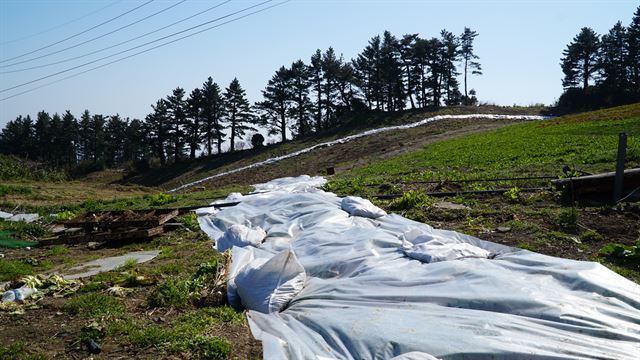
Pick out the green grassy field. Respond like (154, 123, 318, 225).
(332, 103, 640, 189)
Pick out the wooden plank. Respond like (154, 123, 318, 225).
(62, 209, 179, 229)
(39, 226, 164, 246)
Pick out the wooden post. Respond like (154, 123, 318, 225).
(613, 133, 627, 203)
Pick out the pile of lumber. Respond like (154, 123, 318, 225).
(40, 209, 179, 246)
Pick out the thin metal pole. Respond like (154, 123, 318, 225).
(613, 133, 627, 203)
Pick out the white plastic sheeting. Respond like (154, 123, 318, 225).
(198, 175, 640, 359)
(170, 114, 548, 192)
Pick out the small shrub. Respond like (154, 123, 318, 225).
(580, 229, 603, 242)
(63, 293, 125, 318)
(515, 243, 537, 251)
(390, 190, 432, 210)
(147, 278, 193, 308)
(44, 245, 69, 256)
(55, 210, 77, 221)
(503, 187, 521, 203)
(147, 193, 177, 206)
(190, 336, 232, 360)
(599, 241, 640, 264)
(556, 207, 578, 230)
(179, 213, 199, 231)
(115, 258, 138, 272)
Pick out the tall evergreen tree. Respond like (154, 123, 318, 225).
(600, 22, 629, 90)
(257, 66, 293, 143)
(353, 35, 382, 110)
(77, 110, 92, 162)
(146, 99, 170, 166)
(380, 31, 404, 111)
(459, 27, 482, 102)
(60, 110, 78, 166)
(124, 118, 147, 162)
(186, 88, 204, 159)
(224, 78, 255, 152)
(200, 77, 225, 156)
(34, 111, 51, 161)
(104, 114, 128, 166)
(627, 6, 640, 91)
(561, 27, 600, 89)
(166, 87, 187, 162)
(439, 30, 461, 105)
(0, 115, 34, 159)
(309, 49, 324, 131)
(288, 60, 313, 137)
(399, 34, 419, 109)
(90, 114, 106, 165)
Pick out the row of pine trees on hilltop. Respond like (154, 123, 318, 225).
(558, 6, 640, 111)
(0, 28, 483, 170)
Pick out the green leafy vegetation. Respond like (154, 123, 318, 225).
(0, 341, 46, 360)
(62, 293, 125, 318)
(0, 259, 34, 282)
(389, 190, 433, 210)
(0, 155, 67, 181)
(0, 184, 32, 196)
(600, 242, 640, 264)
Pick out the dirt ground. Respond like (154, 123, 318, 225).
(173, 117, 528, 191)
(0, 231, 262, 359)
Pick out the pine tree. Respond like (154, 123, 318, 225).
(257, 66, 292, 143)
(77, 110, 92, 162)
(322, 47, 341, 125)
(380, 31, 403, 111)
(186, 88, 204, 159)
(439, 30, 461, 106)
(124, 118, 147, 162)
(310, 49, 324, 131)
(224, 78, 255, 152)
(399, 34, 419, 109)
(627, 6, 640, 91)
(90, 114, 106, 165)
(34, 111, 51, 161)
(353, 35, 382, 110)
(561, 27, 600, 89)
(166, 87, 187, 162)
(60, 110, 78, 165)
(104, 114, 128, 166)
(459, 27, 482, 103)
(600, 21, 629, 90)
(0, 115, 34, 159)
(288, 60, 313, 137)
(200, 77, 226, 156)
(146, 99, 170, 166)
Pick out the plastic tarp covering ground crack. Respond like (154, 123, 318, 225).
(197, 175, 640, 359)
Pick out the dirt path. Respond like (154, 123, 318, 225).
(187, 118, 527, 190)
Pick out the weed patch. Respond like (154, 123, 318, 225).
(62, 293, 125, 318)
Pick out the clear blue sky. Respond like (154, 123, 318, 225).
(0, 0, 637, 127)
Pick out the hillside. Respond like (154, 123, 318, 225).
(123, 105, 545, 191)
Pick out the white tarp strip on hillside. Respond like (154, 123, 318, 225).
(170, 114, 548, 192)
(197, 175, 640, 359)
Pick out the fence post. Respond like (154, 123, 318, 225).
(613, 132, 627, 203)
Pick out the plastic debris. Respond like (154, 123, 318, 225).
(7, 213, 39, 223)
(2, 287, 38, 302)
(63, 250, 159, 279)
(341, 196, 387, 219)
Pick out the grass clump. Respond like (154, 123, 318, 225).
(146, 193, 177, 206)
(599, 241, 640, 264)
(390, 190, 432, 210)
(107, 307, 240, 356)
(580, 229, 604, 242)
(556, 207, 578, 231)
(44, 245, 69, 256)
(147, 278, 194, 308)
(0, 184, 32, 196)
(0, 341, 46, 360)
(62, 293, 125, 318)
(0, 260, 34, 282)
(179, 213, 199, 231)
(190, 336, 232, 360)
